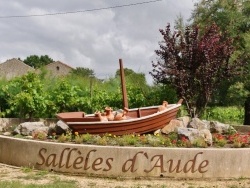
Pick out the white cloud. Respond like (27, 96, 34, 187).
(0, 0, 195, 84)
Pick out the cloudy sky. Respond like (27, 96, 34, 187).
(0, 0, 196, 84)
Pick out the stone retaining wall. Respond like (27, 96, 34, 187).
(1, 135, 250, 179)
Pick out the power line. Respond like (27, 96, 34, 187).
(0, 0, 163, 19)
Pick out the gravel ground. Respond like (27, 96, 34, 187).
(1, 163, 250, 188)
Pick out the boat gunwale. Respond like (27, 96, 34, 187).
(64, 103, 181, 125)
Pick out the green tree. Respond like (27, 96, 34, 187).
(115, 68, 137, 77)
(115, 68, 153, 107)
(225, 82, 249, 106)
(174, 14, 186, 33)
(115, 68, 147, 90)
(2, 73, 47, 118)
(23, 55, 53, 68)
(0, 79, 10, 117)
(48, 80, 90, 114)
(191, 0, 248, 38)
(70, 67, 95, 78)
(151, 23, 244, 117)
(190, 0, 250, 105)
(147, 84, 177, 105)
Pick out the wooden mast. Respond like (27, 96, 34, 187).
(119, 59, 129, 109)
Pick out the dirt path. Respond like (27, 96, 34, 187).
(0, 163, 249, 187)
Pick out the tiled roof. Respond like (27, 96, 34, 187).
(0, 58, 34, 70)
(45, 61, 74, 69)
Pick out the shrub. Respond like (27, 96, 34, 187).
(192, 137, 208, 148)
(213, 133, 228, 147)
(201, 106, 244, 125)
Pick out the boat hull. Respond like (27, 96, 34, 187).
(56, 103, 182, 135)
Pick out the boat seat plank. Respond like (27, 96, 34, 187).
(137, 108, 141, 118)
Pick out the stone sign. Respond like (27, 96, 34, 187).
(36, 147, 208, 175)
(1, 135, 250, 178)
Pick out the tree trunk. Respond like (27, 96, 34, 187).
(244, 97, 250, 125)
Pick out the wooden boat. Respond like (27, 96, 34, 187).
(56, 59, 183, 135)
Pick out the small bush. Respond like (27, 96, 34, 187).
(74, 132, 84, 144)
(192, 137, 208, 148)
(213, 134, 228, 147)
(122, 134, 139, 145)
(57, 131, 72, 143)
(202, 106, 244, 125)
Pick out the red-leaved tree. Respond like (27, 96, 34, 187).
(150, 23, 244, 117)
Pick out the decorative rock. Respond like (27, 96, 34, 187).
(0, 119, 9, 132)
(0, 124, 8, 132)
(55, 120, 69, 135)
(3, 132, 11, 136)
(161, 119, 187, 134)
(177, 127, 199, 138)
(154, 129, 161, 135)
(199, 129, 213, 145)
(210, 121, 236, 134)
(177, 127, 212, 145)
(47, 123, 56, 136)
(202, 120, 211, 128)
(189, 118, 210, 130)
(13, 122, 46, 136)
(177, 116, 190, 127)
(32, 127, 49, 139)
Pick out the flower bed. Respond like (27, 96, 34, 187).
(8, 127, 250, 148)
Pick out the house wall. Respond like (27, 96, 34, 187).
(44, 61, 73, 77)
(0, 59, 74, 79)
(0, 58, 35, 80)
